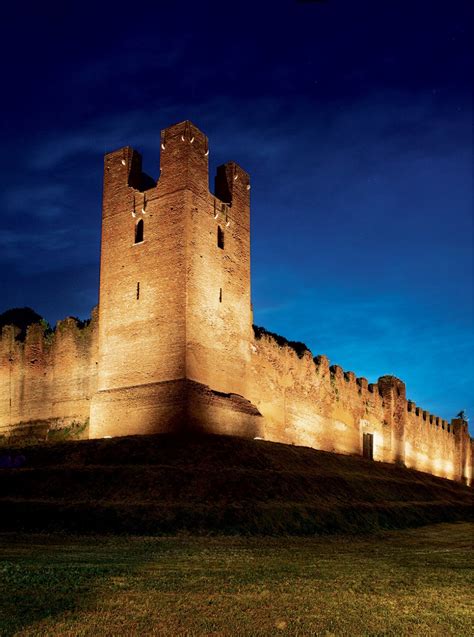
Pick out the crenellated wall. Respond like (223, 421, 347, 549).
(0, 310, 98, 437)
(1, 315, 471, 484)
(248, 331, 473, 485)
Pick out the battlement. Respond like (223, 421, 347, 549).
(406, 399, 454, 433)
(214, 161, 251, 211)
(160, 120, 208, 151)
(0, 311, 97, 358)
(103, 146, 155, 191)
(103, 122, 250, 213)
(0, 310, 98, 436)
(249, 319, 469, 474)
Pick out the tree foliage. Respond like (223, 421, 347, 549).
(0, 307, 45, 341)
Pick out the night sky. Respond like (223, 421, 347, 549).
(1, 1, 472, 430)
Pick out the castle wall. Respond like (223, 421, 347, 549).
(248, 334, 385, 457)
(0, 313, 98, 437)
(248, 332, 472, 484)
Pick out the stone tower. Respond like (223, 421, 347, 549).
(89, 121, 262, 438)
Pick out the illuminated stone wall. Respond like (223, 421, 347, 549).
(248, 332, 472, 484)
(89, 137, 188, 437)
(89, 121, 261, 438)
(0, 312, 98, 437)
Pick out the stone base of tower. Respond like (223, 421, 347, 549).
(89, 379, 263, 439)
(185, 380, 263, 438)
(89, 380, 187, 439)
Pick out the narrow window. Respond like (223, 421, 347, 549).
(217, 226, 224, 249)
(136, 282, 140, 300)
(219, 288, 222, 303)
(135, 219, 144, 244)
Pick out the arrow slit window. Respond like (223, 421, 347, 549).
(217, 226, 224, 249)
(135, 219, 144, 244)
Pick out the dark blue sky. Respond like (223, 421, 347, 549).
(1, 1, 472, 429)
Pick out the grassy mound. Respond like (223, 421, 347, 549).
(0, 434, 471, 535)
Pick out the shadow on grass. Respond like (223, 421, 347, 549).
(0, 534, 159, 637)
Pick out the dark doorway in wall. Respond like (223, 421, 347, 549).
(363, 432, 374, 460)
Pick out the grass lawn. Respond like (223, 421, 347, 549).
(0, 522, 472, 636)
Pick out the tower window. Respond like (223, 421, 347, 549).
(136, 282, 140, 300)
(135, 219, 144, 244)
(217, 226, 224, 249)
(219, 288, 222, 303)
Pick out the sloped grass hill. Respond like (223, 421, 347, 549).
(0, 434, 471, 535)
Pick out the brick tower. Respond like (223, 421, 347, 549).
(89, 121, 262, 438)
